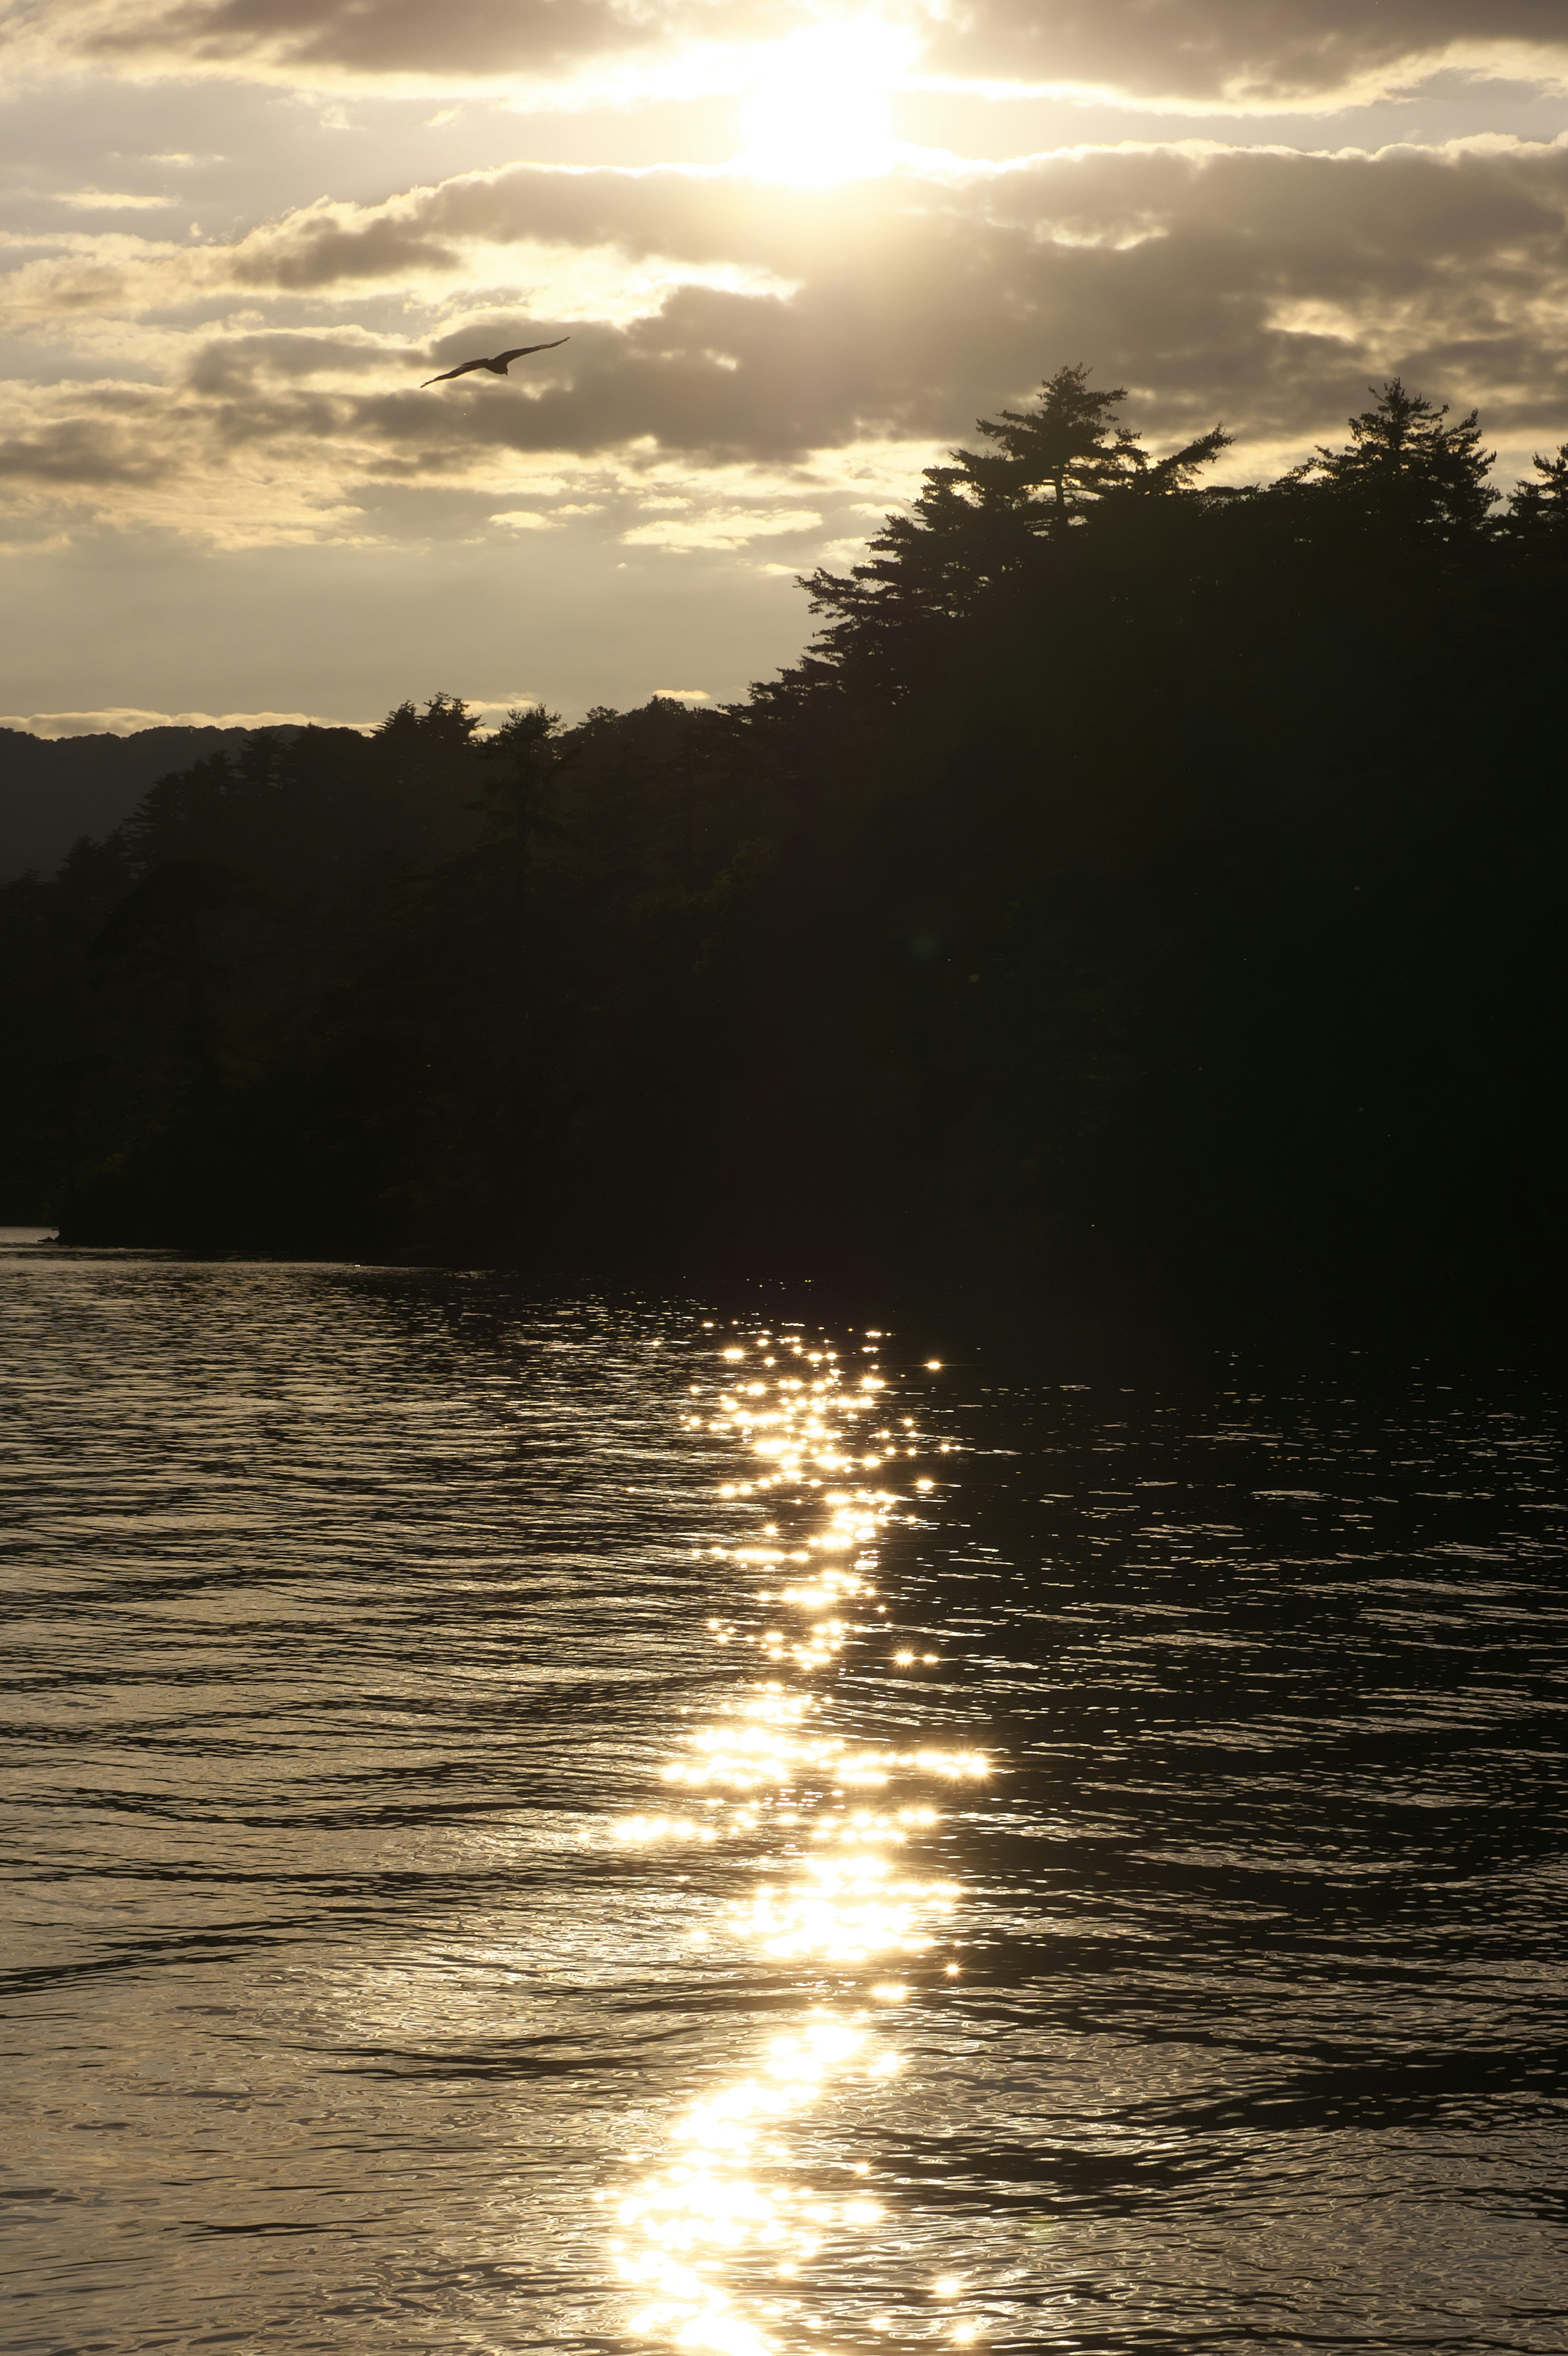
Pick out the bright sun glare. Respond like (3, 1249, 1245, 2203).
(738, 17, 915, 184)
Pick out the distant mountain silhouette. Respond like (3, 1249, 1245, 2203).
(0, 727, 273, 880)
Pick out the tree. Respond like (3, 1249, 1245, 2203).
(477, 703, 564, 852)
(798, 366, 1232, 675)
(1293, 378, 1495, 538)
(973, 362, 1231, 516)
(1507, 442, 1568, 545)
(370, 692, 491, 868)
(9, 364, 1565, 1349)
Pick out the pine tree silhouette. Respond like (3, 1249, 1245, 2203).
(1292, 378, 1495, 538)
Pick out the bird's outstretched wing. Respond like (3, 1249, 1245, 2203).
(493, 338, 569, 368)
(420, 337, 569, 388)
(420, 356, 490, 387)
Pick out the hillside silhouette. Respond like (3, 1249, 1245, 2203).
(0, 724, 270, 881)
(4, 372, 1565, 1350)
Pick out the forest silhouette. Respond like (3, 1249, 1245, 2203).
(3, 370, 1565, 1348)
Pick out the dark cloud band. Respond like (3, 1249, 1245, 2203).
(4, 139, 1567, 544)
(8, 0, 1568, 105)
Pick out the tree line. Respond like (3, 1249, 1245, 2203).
(3, 371, 1565, 1349)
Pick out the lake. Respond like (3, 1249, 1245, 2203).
(2, 1249, 1564, 2354)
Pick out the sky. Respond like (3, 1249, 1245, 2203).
(2, 0, 1566, 734)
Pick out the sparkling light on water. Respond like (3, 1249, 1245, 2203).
(606, 1330, 989, 2352)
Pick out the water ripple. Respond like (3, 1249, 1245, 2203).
(1, 1255, 1563, 2353)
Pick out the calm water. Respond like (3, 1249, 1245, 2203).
(2, 1252, 1564, 2356)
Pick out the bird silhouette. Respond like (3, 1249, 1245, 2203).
(420, 337, 568, 388)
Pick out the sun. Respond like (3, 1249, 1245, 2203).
(737, 18, 915, 184)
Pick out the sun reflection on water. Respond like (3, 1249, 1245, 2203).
(606, 1326, 988, 2352)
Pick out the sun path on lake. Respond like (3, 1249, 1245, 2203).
(592, 1319, 995, 2354)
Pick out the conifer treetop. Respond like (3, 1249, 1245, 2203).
(1293, 378, 1496, 535)
(971, 363, 1232, 514)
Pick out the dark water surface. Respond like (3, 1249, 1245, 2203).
(2, 1252, 1564, 2356)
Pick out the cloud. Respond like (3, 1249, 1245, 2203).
(5, 0, 1563, 729)
(623, 503, 822, 547)
(0, 704, 373, 733)
(0, 404, 176, 486)
(180, 328, 429, 394)
(0, 0, 794, 97)
(920, 2, 1568, 112)
(4, 0, 1567, 111)
(3, 138, 1567, 554)
(50, 187, 182, 209)
(222, 142, 1568, 454)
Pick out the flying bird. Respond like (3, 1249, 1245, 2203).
(421, 337, 568, 388)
